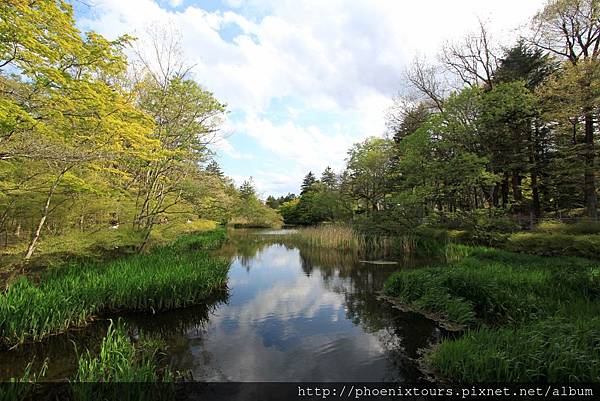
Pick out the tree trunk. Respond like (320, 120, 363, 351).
(511, 173, 523, 203)
(530, 125, 541, 219)
(24, 170, 66, 261)
(584, 113, 597, 218)
(492, 184, 499, 208)
(501, 173, 509, 207)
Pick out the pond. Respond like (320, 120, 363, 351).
(0, 229, 442, 382)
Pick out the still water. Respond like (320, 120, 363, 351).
(0, 229, 442, 382)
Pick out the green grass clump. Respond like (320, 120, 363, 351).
(427, 310, 600, 382)
(71, 321, 175, 400)
(384, 245, 600, 382)
(74, 320, 171, 382)
(0, 358, 48, 401)
(289, 224, 410, 259)
(384, 246, 598, 327)
(0, 230, 229, 347)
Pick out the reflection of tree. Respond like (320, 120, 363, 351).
(0, 320, 111, 381)
(124, 289, 229, 338)
(215, 229, 443, 377)
(219, 229, 295, 269)
(297, 246, 441, 361)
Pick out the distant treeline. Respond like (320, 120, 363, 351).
(271, 0, 600, 232)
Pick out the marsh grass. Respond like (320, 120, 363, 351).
(288, 224, 400, 259)
(384, 246, 600, 382)
(71, 320, 175, 400)
(384, 247, 598, 327)
(0, 230, 229, 347)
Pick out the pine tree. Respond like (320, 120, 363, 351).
(300, 171, 317, 194)
(321, 167, 338, 189)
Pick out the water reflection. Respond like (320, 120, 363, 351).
(0, 229, 441, 383)
(170, 230, 441, 382)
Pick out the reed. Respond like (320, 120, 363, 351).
(289, 224, 394, 258)
(0, 230, 230, 347)
(0, 358, 48, 401)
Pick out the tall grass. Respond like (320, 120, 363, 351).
(384, 245, 600, 382)
(71, 321, 175, 400)
(384, 247, 598, 327)
(288, 224, 394, 258)
(0, 230, 229, 347)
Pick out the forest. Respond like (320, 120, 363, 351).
(0, 0, 600, 393)
(0, 1, 280, 271)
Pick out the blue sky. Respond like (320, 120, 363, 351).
(73, 0, 545, 197)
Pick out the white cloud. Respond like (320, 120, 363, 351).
(168, 0, 183, 7)
(79, 0, 547, 195)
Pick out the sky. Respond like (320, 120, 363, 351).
(72, 0, 546, 197)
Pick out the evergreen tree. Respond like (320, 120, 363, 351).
(300, 171, 317, 194)
(321, 167, 338, 189)
(205, 160, 225, 179)
(239, 178, 256, 200)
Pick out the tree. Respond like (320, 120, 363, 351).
(320, 166, 338, 189)
(494, 40, 557, 89)
(129, 28, 226, 249)
(239, 178, 256, 200)
(441, 20, 499, 90)
(387, 100, 431, 144)
(0, 1, 156, 260)
(532, 0, 600, 217)
(344, 138, 396, 213)
(205, 160, 225, 179)
(300, 171, 317, 194)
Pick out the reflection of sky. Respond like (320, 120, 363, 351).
(179, 243, 427, 382)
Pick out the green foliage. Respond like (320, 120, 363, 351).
(0, 230, 229, 346)
(506, 232, 600, 259)
(0, 358, 49, 401)
(229, 179, 283, 228)
(278, 167, 349, 225)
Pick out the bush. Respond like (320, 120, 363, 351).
(506, 232, 600, 259)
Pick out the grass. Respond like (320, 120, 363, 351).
(74, 320, 172, 382)
(0, 229, 229, 347)
(0, 358, 48, 401)
(506, 232, 600, 259)
(384, 246, 600, 382)
(427, 310, 600, 382)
